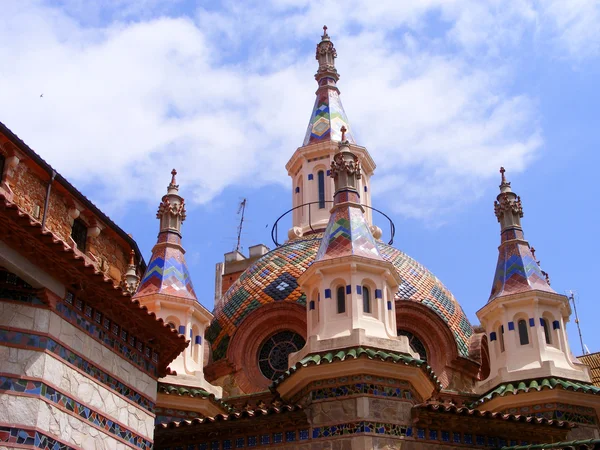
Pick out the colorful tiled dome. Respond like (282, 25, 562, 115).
(207, 234, 474, 361)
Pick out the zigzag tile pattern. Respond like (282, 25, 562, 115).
(489, 237, 554, 302)
(208, 234, 473, 360)
(137, 233, 197, 300)
(316, 205, 382, 261)
(303, 89, 355, 145)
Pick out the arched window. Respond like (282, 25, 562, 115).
(258, 331, 306, 381)
(362, 286, 371, 313)
(167, 322, 176, 330)
(499, 325, 505, 353)
(518, 319, 529, 345)
(397, 330, 427, 362)
(318, 170, 325, 209)
(541, 318, 551, 345)
(336, 286, 346, 313)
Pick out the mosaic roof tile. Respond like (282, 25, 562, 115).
(315, 202, 382, 261)
(303, 86, 355, 146)
(208, 234, 473, 361)
(471, 377, 600, 408)
(271, 346, 441, 390)
(578, 352, 600, 387)
(137, 232, 197, 301)
(489, 229, 555, 302)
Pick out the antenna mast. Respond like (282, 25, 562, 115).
(568, 291, 587, 355)
(235, 198, 247, 253)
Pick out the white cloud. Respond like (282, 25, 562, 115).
(0, 0, 595, 221)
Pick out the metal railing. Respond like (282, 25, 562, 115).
(271, 200, 396, 247)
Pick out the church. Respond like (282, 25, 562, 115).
(0, 28, 599, 450)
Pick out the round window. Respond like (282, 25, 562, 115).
(258, 331, 306, 380)
(397, 330, 427, 362)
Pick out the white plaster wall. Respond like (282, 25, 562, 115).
(0, 395, 134, 450)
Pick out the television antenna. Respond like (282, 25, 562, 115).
(235, 198, 247, 253)
(568, 291, 587, 355)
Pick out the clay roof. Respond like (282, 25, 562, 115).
(472, 377, 600, 408)
(157, 382, 231, 412)
(155, 403, 302, 429)
(578, 352, 600, 387)
(500, 438, 600, 449)
(0, 121, 146, 272)
(271, 346, 442, 391)
(207, 233, 473, 362)
(0, 172, 187, 378)
(414, 402, 572, 429)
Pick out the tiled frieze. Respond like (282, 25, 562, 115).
(0, 327, 155, 412)
(0, 396, 133, 449)
(0, 298, 158, 397)
(302, 375, 418, 403)
(59, 293, 158, 376)
(501, 403, 598, 426)
(4, 347, 155, 437)
(0, 426, 75, 450)
(0, 376, 152, 449)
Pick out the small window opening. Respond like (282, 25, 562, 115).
(518, 319, 529, 345)
(318, 170, 325, 209)
(336, 286, 345, 313)
(499, 325, 505, 353)
(541, 318, 552, 345)
(362, 286, 371, 313)
(71, 218, 88, 251)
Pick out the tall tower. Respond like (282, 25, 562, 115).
(134, 170, 221, 396)
(286, 26, 377, 239)
(477, 168, 591, 391)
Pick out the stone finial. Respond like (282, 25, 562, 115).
(122, 249, 140, 294)
(315, 26, 338, 82)
(499, 166, 512, 193)
(331, 146, 361, 194)
(341, 125, 347, 142)
(157, 170, 187, 233)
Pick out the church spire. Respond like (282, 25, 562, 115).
(489, 167, 554, 301)
(135, 169, 197, 301)
(315, 132, 381, 261)
(303, 26, 355, 146)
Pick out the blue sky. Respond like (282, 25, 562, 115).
(1, 0, 599, 354)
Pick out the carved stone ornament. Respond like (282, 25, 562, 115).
(493, 193, 523, 220)
(156, 197, 187, 221)
(330, 151, 362, 180)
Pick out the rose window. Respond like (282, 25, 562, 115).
(258, 331, 306, 380)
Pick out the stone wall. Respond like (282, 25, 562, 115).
(0, 302, 157, 449)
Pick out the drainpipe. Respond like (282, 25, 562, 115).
(41, 170, 56, 230)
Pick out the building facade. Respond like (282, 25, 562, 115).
(1, 28, 599, 450)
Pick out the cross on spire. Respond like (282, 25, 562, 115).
(500, 167, 506, 184)
(322, 25, 328, 38)
(170, 168, 177, 185)
(341, 125, 347, 142)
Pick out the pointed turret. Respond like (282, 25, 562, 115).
(489, 167, 554, 302)
(134, 170, 221, 397)
(477, 168, 591, 396)
(303, 26, 355, 145)
(315, 130, 381, 261)
(136, 169, 197, 300)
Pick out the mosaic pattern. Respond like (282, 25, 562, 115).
(311, 381, 414, 401)
(303, 88, 355, 145)
(489, 229, 555, 301)
(502, 403, 598, 426)
(0, 328, 155, 411)
(160, 430, 309, 450)
(0, 426, 75, 449)
(312, 421, 410, 438)
(209, 234, 473, 360)
(0, 376, 152, 449)
(58, 294, 157, 376)
(137, 231, 197, 300)
(315, 204, 382, 261)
